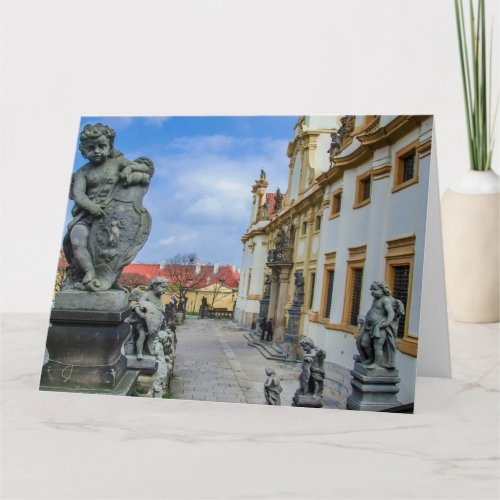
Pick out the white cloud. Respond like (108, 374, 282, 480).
(143, 117, 171, 127)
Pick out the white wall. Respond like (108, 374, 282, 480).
(2, 0, 499, 312)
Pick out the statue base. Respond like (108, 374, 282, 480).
(283, 306, 302, 359)
(292, 393, 324, 408)
(283, 333, 301, 360)
(40, 290, 137, 395)
(346, 362, 401, 411)
(125, 354, 157, 374)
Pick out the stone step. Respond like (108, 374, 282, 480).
(243, 332, 300, 364)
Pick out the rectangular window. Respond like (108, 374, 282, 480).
(354, 171, 372, 209)
(309, 272, 316, 309)
(385, 235, 417, 356)
(402, 154, 416, 182)
(349, 268, 363, 325)
(342, 245, 366, 332)
(393, 140, 419, 192)
(324, 270, 335, 318)
(320, 252, 336, 319)
(330, 189, 342, 218)
(392, 264, 410, 338)
(314, 215, 322, 231)
(246, 271, 252, 296)
(301, 221, 307, 235)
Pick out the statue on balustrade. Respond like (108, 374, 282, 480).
(62, 123, 154, 292)
(354, 281, 405, 370)
(292, 337, 326, 408)
(264, 368, 283, 405)
(127, 277, 169, 360)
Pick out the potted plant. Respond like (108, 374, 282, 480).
(442, 0, 499, 322)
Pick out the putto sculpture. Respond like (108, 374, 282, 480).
(127, 277, 169, 360)
(62, 123, 154, 292)
(126, 277, 176, 398)
(264, 368, 283, 405)
(354, 281, 405, 370)
(292, 337, 326, 408)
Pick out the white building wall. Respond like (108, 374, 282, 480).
(302, 117, 433, 406)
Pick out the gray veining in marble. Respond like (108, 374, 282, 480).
(1, 313, 498, 499)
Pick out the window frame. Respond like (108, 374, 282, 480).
(320, 252, 336, 319)
(341, 245, 367, 333)
(385, 235, 417, 357)
(330, 188, 343, 219)
(353, 171, 372, 209)
(392, 140, 420, 193)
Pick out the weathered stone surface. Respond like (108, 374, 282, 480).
(62, 123, 154, 292)
(292, 337, 326, 408)
(347, 362, 401, 411)
(54, 289, 129, 312)
(40, 308, 131, 392)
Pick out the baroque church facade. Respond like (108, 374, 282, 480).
(234, 115, 433, 407)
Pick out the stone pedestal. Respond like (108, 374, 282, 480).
(293, 394, 324, 408)
(283, 305, 302, 359)
(347, 362, 401, 411)
(258, 296, 270, 322)
(40, 290, 138, 396)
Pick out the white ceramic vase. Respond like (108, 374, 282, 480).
(441, 170, 499, 323)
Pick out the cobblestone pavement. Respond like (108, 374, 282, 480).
(170, 318, 343, 409)
(170, 318, 303, 406)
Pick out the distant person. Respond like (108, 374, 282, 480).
(266, 319, 273, 342)
(259, 318, 267, 340)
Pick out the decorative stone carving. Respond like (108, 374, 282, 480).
(347, 281, 405, 411)
(124, 277, 176, 396)
(148, 329, 176, 398)
(328, 115, 356, 166)
(199, 296, 208, 318)
(274, 188, 283, 212)
(264, 368, 283, 405)
(258, 274, 272, 321)
(292, 271, 305, 306)
(354, 281, 405, 370)
(62, 123, 154, 292)
(292, 337, 326, 408)
(126, 277, 169, 359)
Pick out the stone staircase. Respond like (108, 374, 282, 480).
(243, 330, 300, 364)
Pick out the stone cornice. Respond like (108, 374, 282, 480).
(356, 115, 429, 149)
(317, 115, 430, 187)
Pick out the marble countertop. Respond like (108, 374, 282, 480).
(1, 314, 498, 499)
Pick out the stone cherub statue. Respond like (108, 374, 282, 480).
(62, 123, 154, 292)
(292, 271, 305, 306)
(292, 337, 326, 407)
(274, 188, 283, 212)
(148, 328, 176, 398)
(264, 368, 283, 405)
(127, 277, 169, 360)
(354, 281, 405, 370)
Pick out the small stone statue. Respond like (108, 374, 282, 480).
(264, 368, 283, 405)
(274, 188, 283, 212)
(62, 123, 154, 291)
(148, 328, 175, 398)
(199, 295, 208, 318)
(127, 277, 168, 360)
(292, 271, 305, 306)
(354, 281, 405, 370)
(263, 274, 271, 297)
(292, 337, 326, 407)
(260, 169, 266, 180)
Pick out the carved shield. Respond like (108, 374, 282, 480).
(88, 184, 152, 290)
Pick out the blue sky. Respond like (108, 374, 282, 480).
(67, 116, 298, 267)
